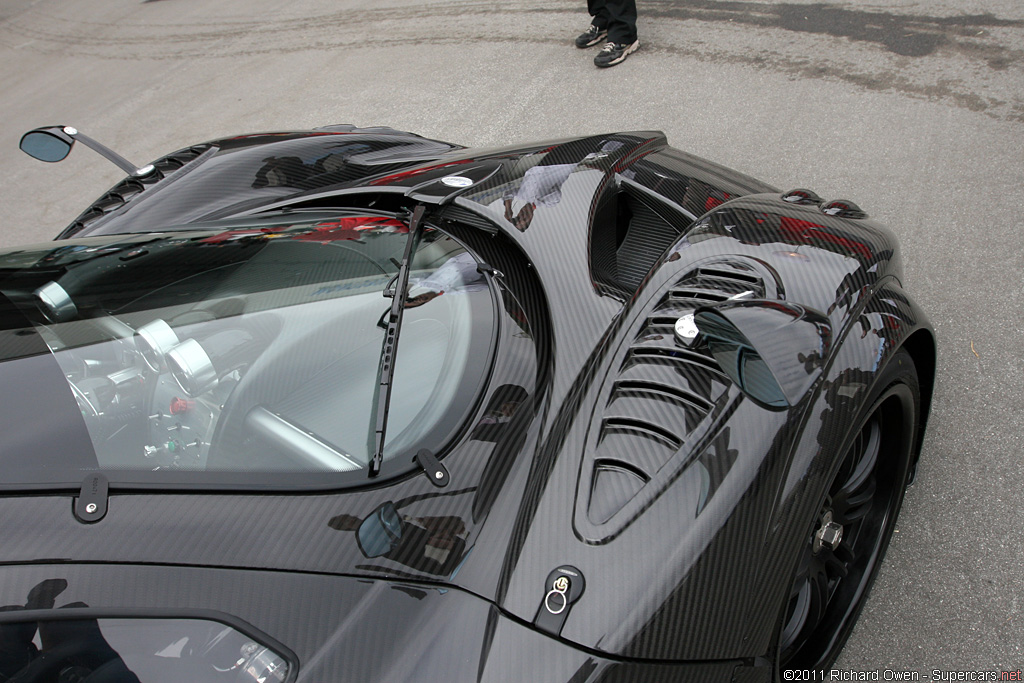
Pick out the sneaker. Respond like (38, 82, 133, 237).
(575, 24, 608, 49)
(594, 40, 639, 67)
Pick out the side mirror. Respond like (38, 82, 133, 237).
(356, 502, 403, 558)
(20, 127, 75, 163)
(19, 125, 155, 177)
(694, 300, 832, 409)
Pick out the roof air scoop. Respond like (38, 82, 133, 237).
(20, 125, 157, 178)
(820, 199, 868, 219)
(782, 190, 867, 218)
(781, 188, 823, 205)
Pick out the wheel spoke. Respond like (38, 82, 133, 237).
(832, 540, 856, 567)
(806, 564, 830, 630)
(824, 549, 850, 578)
(834, 419, 880, 495)
(781, 581, 812, 649)
(832, 478, 876, 524)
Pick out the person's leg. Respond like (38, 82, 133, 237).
(602, 0, 637, 44)
(592, 0, 638, 66)
(587, 0, 611, 29)
(576, 0, 610, 48)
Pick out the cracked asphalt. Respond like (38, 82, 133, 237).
(1, 0, 1022, 673)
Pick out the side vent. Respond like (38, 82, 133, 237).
(614, 196, 685, 292)
(583, 257, 779, 526)
(591, 186, 691, 296)
(60, 145, 213, 237)
(588, 346, 726, 522)
(153, 145, 210, 174)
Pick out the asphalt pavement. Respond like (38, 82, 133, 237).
(1, 0, 1022, 674)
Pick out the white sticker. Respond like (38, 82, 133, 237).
(441, 175, 473, 188)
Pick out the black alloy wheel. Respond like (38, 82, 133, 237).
(778, 349, 920, 670)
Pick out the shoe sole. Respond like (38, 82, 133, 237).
(576, 32, 607, 48)
(595, 40, 639, 67)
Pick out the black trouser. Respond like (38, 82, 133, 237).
(587, 0, 638, 44)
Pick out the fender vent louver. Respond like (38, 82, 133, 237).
(584, 258, 778, 526)
(593, 344, 726, 487)
(152, 145, 209, 174)
(623, 347, 724, 377)
(588, 459, 648, 525)
(61, 145, 213, 238)
(638, 260, 775, 339)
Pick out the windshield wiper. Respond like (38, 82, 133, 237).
(365, 160, 505, 479)
(367, 204, 427, 478)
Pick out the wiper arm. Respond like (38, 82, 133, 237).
(367, 204, 427, 477)
(365, 160, 505, 479)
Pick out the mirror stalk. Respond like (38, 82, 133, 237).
(65, 127, 155, 177)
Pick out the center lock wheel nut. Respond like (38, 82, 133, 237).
(813, 510, 844, 553)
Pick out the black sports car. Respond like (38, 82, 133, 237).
(1, 125, 935, 681)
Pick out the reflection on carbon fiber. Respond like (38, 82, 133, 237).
(0, 580, 291, 682)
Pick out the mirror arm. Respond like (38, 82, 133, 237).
(64, 127, 156, 177)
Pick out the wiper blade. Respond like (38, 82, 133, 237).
(366, 162, 504, 479)
(367, 204, 427, 478)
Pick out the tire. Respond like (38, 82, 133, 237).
(777, 348, 920, 671)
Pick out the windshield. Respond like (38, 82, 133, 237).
(0, 213, 495, 488)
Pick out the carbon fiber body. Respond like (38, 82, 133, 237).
(0, 127, 935, 681)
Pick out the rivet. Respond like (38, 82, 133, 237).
(85, 503, 97, 514)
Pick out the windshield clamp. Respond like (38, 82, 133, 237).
(74, 473, 109, 524)
(414, 449, 449, 488)
(476, 262, 504, 279)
